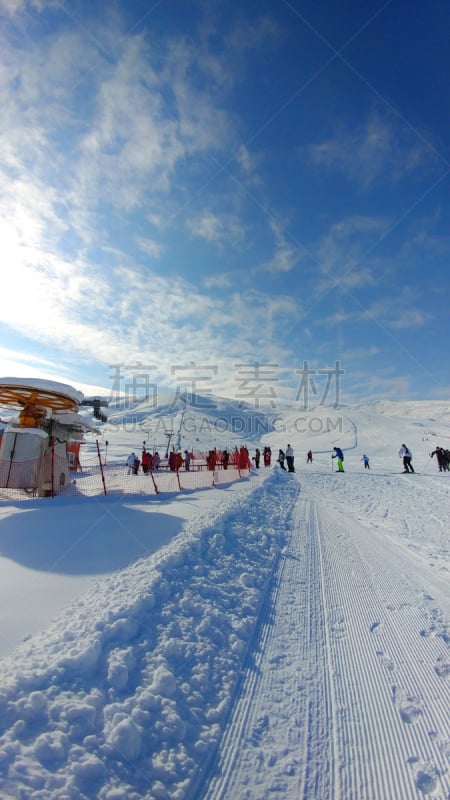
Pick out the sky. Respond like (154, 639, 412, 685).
(1, 0, 450, 408)
(0, 397, 449, 799)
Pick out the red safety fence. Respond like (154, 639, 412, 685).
(69, 462, 249, 497)
(0, 446, 251, 502)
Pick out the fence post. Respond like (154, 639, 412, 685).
(96, 439, 107, 496)
(51, 436, 55, 497)
(149, 469, 159, 494)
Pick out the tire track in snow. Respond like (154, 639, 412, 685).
(202, 495, 337, 800)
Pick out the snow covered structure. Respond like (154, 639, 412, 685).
(0, 378, 96, 496)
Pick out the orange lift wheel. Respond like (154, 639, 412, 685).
(0, 384, 80, 428)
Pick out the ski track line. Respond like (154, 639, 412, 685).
(318, 508, 412, 799)
(317, 504, 450, 799)
(197, 473, 449, 800)
(201, 493, 337, 800)
(305, 472, 449, 599)
(353, 514, 450, 749)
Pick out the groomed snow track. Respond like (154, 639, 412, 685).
(199, 484, 450, 800)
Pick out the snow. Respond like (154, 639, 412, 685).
(0, 378, 84, 406)
(0, 397, 449, 799)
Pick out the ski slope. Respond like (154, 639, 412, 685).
(0, 399, 448, 799)
(204, 477, 449, 799)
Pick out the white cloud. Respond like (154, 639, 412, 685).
(187, 211, 246, 249)
(258, 218, 304, 274)
(0, 346, 60, 371)
(0, 0, 50, 13)
(309, 112, 436, 187)
(227, 13, 284, 52)
(137, 238, 164, 259)
(308, 215, 384, 298)
(319, 294, 434, 334)
(235, 144, 264, 186)
(389, 309, 433, 329)
(188, 212, 224, 243)
(203, 274, 232, 289)
(342, 345, 380, 360)
(0, 9, 252, 382)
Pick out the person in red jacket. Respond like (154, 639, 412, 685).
(141, 449, 151, 474)
(239, 445, 250, 469)
(207, 449, 217, 470)
(263, 446, 272, 466)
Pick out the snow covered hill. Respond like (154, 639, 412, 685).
(0, 399, 448, 799)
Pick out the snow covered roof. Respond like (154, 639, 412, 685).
(1, 426, 48, 438)
(0, 377, 84, 408)
(53, 411, 99, 433)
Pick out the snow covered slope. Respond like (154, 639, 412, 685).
(0, 399, 448, 799)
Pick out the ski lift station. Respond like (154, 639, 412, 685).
(0, 377, 95, 497)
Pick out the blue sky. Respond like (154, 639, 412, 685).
(1, 0, 449, 408)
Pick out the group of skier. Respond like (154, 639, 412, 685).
(277, 444, 295, 472)
(277, 445, 344, 472)
(127, 449, 162, 474)
(127, 446, 256, 474)
(430, 445, 450, 472)
(252, 447, 272, 468)
(273, 444, 417, 474)
(126, 440, 449, 478)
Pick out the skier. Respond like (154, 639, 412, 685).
(332, 446, 344, 472)
(238, 446, 250, 470)
(307, 450, 313, 463)
(286, 444, 295, 472)
(278, 449, 286, 470)
(399, 444, 414, 473)
(431, 446, 447, 472)
(263, 446, 272, 467)
(207, 450, 217, 470)
(141, 449, 151, 474)
(361, 454, 370, 469)
(126, 452, 138, 475)
(254, 448, 261, 468)
(184, 450, 191, 471)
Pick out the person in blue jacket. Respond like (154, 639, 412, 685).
(332, 446, 344, 472)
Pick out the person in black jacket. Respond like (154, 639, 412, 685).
(431, 446, 448, 472)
